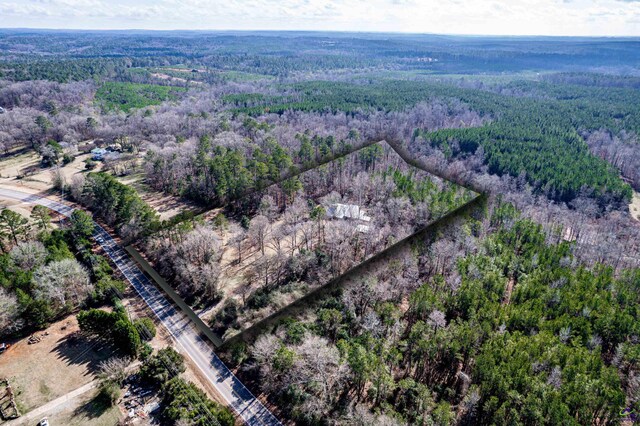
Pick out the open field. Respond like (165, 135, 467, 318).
(0, 146, 195, 222)
(0, 151, 99, 193)
(115, 172, 200, 221)
(0, 316, 114, 419)
(0, 152, 40, 179)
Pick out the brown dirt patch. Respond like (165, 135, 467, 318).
(0, 316, 114, 416)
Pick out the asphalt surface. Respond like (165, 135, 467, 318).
(0, 187, 281, 426)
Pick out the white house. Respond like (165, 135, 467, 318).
(326, 203, 371, 222)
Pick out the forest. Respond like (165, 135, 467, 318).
(222, 201, 638, 425)
(0, 30, 639, 426)
(0, 205, 132, 341)
(225, 79, 637, 206)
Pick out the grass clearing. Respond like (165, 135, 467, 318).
(95, 81, 187, 112)
(115, 172, 200, 221)
(17, 392, 121, 426)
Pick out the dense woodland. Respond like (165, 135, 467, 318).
(229, 201, 639, 425)
(1, 30, 640, 425)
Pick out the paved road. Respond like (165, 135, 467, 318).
(0, 187, 281, 426)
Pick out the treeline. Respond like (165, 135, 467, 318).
(414, 124, 631, 206)
(146, 131, 358, 207)
(70, 172, 159, 240)
(234, 202, 639, 425)
(147, 135, 292, 206)
(0, 58, 131, 83)
(140, 348, 234, 425)
(79, 312, 234, 425)
(2, 32, 638, 77)
(542, 72, 640, 90)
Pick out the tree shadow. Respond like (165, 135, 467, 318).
(72, 392, 111, 420)
(50, 331, 116, 376)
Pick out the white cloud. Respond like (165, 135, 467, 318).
(0, 0, 638, 36)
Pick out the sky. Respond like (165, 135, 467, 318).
(0, 0, 639, 36)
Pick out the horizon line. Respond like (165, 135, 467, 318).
(0, 27, 639, 39)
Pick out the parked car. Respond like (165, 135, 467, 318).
(39, 418, 49, 426)
(0, 343, 9, 353)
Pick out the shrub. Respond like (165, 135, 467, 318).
(246, 287, 272, 310)
(78, 308, 118, 334)
(62, 153, 73, 165)
(113, 318, 141, 356)
(162, 377, 234, 426)
(140, 347, 185, 387)
(78, 308, 142, 356)
(209, 299, 239, 334)
(139, 342, 153, 361)
(84, 159, 97, 170)
(91, 277, 125, 304)
(134, 317, 156, 341)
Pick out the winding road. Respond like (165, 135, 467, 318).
(0, 187, 281, 426)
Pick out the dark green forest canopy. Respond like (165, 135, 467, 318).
(0, 58, 131, 83)
(225, 80, 637, 204)
(95, 82, 187, 112)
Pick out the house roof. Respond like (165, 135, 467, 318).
(326, 203, 371, 222)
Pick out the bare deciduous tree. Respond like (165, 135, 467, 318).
(0, 287, 22, 335)
(248, 215, 270, 256)
(33, 258, 92, 311)
(10, 240, 47, 270)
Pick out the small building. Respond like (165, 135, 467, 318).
(91, 147, 107, 161)
(326, 203, 371, 222)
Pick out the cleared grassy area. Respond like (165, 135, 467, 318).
(115, 171, 200, 221)
(95, 82, 187, 112)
